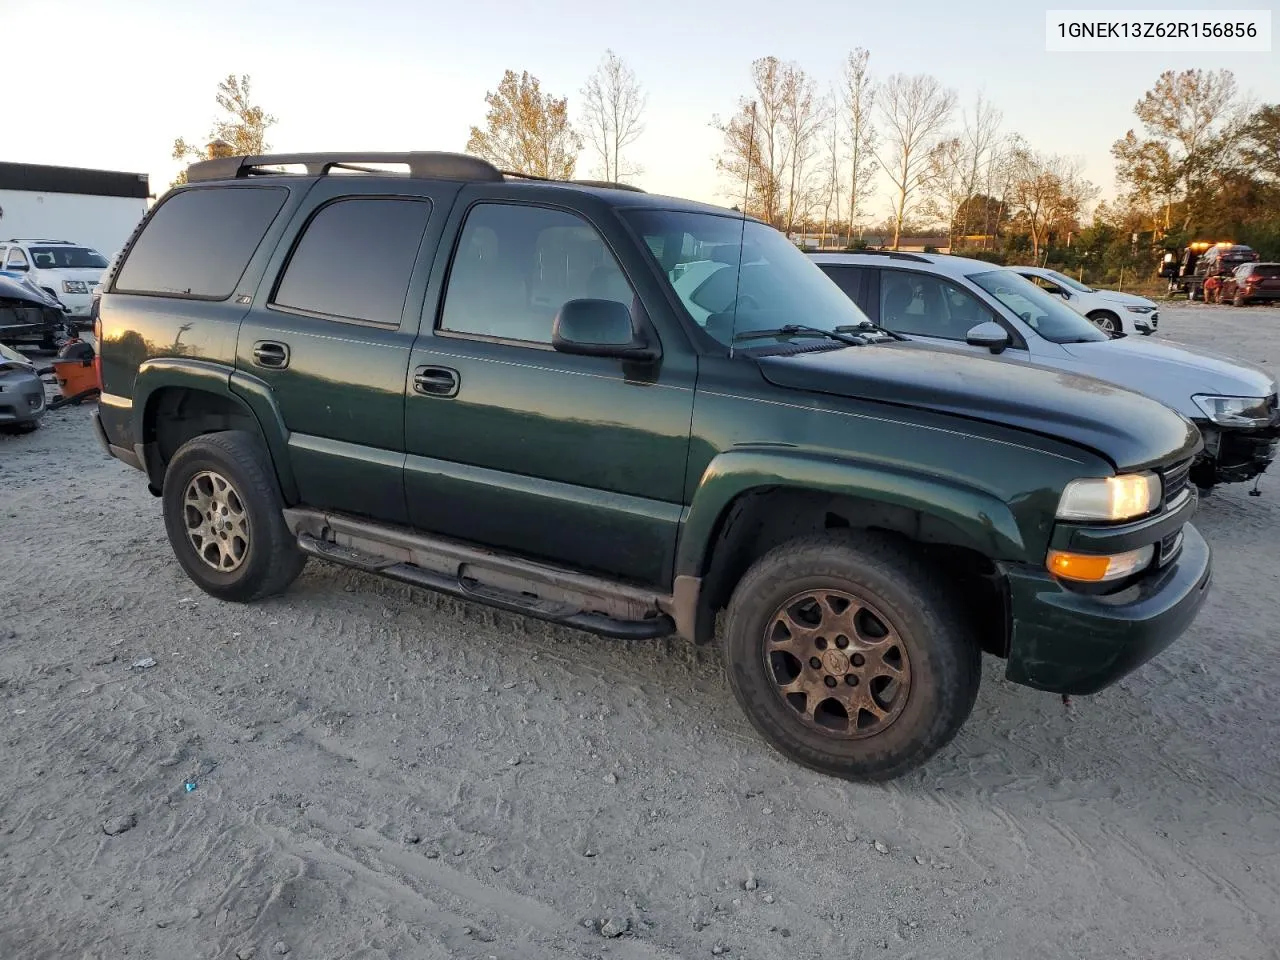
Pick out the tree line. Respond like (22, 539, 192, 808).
(170, 61, 1280, 280)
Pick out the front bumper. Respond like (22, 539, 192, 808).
(1134, 311, 1157, 333)
(1003, 523, 1212, 695)
(0, 368, 46, 425)
(1196, 415, 1280, 484)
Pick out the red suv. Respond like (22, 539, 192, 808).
(1217, 262, 1280, 307)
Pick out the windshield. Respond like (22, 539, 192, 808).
(28, 246, 109, 270)
(623, 209, 870, 346)
(969, 270, 1109, 343)
(1044, 268, 1093, 293)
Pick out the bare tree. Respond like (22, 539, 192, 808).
(818, 93, 842, 247)
(712, 57, 789, 225)
(840, 48, 877, 243)
(1009, 148, 1097, 259)
(924, 137, 968, 249)
(780, 64, 825, 235)
(467, 70, 581, 179)
(875, 73, 956, 249)
(961, 94, 1003, 242)
(580, 50, 647, 183)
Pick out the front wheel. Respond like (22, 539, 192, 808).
(723, 534, 981, 781)
(1088, 311, 1120, 335)
(161, 430, 306, 602)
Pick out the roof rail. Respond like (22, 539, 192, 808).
(808, 249, 932, 263)
(185, 151, 505, 184)
(497, 170, 645, 192)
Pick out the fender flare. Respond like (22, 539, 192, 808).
(675, 448, 1028, 580)
(131, 358, 297, 502)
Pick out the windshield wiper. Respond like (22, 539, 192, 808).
(732, 324, 864, 346)
(834, 320, 908, 341)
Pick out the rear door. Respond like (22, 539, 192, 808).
(234, 178, 459, 526)
(401, 193, 696, 587)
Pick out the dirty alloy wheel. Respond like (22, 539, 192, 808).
(724, 534, 981, 781)
(161, 430, 306, 602)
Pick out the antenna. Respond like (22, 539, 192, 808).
(729, 100, 758, 359)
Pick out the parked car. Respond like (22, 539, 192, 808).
(1160, 242, 1259, 300)
(0, 238, 111, 327)
(95, 150, 1213, 781)
(1008, 265, 1158, 335)
(1214, 262, 1280, 306)
(0, 270, 75, 350)
(813, 251, 1279, 490)
(0, 339, 46, 433)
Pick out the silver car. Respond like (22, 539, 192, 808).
(813, 251, 1279, 490)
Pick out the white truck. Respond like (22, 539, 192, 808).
(0, 162, 150, 324)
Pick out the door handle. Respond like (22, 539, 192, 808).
(252, 340, 290, 370)
(413, 365, 459, 398)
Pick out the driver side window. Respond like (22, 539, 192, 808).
(878, 270, 992, 340)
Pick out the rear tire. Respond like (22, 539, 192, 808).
(161, 430, 306, 602)
(1233, 293, 1247, 307)
(723, 533, 981, 782)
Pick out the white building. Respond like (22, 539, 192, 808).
(0, 162, 151, 260)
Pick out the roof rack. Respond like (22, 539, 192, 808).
(185, 152, 647, 193)
(186, 151, 506, 184)
(808, 249, 932, 263)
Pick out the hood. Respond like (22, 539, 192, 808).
(755, 340, 1200, 472)
(1061, 337, 1276, 400)
(1096, 289, 1156, 308)
(0, 273, 65, 310)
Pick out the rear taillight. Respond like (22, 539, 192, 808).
(92, 315, 103, 389)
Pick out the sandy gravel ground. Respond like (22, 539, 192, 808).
(2, 303, 1278, 960)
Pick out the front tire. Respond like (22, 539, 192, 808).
(723, 533, 980, 782)
(161, 430, 306, 602)
(1088, 311, 1120, 335)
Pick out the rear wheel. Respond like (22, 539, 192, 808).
(161, 430, 306, 602)
(723, 533, 981, 781)
(1233, 293, 1248, 307)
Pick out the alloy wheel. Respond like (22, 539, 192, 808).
(183, 470, 250, 572)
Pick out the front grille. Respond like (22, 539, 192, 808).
(1162, 459, 1191, 506)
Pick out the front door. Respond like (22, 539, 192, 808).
(234, 179, 458, 525)
(403, 197, 696, 587)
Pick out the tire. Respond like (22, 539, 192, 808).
(1087, 311, 1120, 335)
(161, 430, 306, 602)
(1, 419, 41, 434)
(1233, 294, 1247, 307)
(723, 533, 981, 782)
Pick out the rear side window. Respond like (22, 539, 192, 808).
(272, 198, 432, 326)
(1254, 264, 1280, 278)
(820, 264, 865, 304)
(114, 187, 287, 299)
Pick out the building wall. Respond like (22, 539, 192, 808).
(0, 190, 148, 259)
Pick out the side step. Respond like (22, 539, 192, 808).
(287, 508, 676, 641)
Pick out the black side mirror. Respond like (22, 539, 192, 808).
(552, 298, 659, 362)
(965, 321, 1011, 354)
(6, 263, 28, 272)
(1057, 288, 1070, 300)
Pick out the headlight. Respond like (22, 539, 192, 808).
(1056, 473, 1161, 521)
(1191, 395, 1272, 427)
(1125, 305, 1156, 314)
(1047, 544, 1155, 583)
(62, 280, 88, 294)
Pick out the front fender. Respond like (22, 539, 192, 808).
(131, 358, 297, 502)
(675, 448, 1028, 579)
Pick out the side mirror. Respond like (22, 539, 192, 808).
(1058, 288, 1070, 300)
(552, 298, 659, 362)
(966, 321, 1011, 355)
(6, 262, 28, 272)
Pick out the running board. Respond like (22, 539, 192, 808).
(286, 508, 677, 641)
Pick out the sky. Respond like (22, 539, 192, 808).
(4, 0, 1277, 218)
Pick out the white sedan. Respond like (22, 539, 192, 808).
(1009, 266, 1158, 336)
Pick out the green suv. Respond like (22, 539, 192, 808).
(92, 151, 1212, 780)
